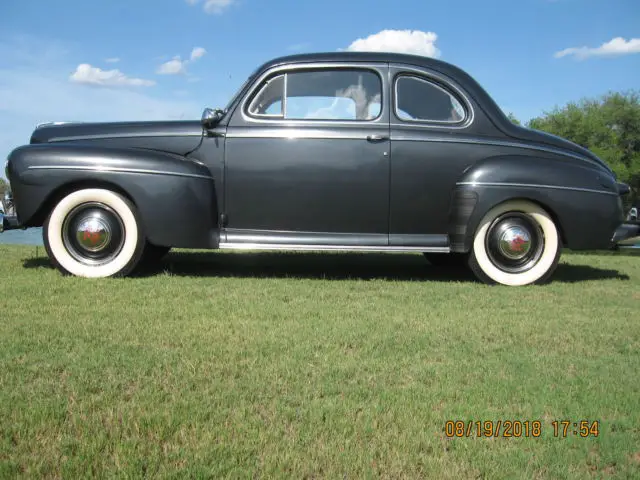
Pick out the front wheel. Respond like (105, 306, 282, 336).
(43, 188, 146, 278)
(468, 200, 561, 286)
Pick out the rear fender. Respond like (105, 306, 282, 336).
(449, 155, 623, 252)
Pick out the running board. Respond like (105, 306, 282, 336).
(218, 243, 450, 253)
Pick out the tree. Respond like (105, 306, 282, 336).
(507, 112, 521, 125)
(527, 91, 640, 204)
(0, 178, 7, 197)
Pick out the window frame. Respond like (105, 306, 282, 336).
(393, 73, 470, 126)
(243, 66, 385, 123)
(246, 74, 286, 119)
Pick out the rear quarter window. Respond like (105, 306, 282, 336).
(395, 75, 467, 124)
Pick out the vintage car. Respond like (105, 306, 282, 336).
(1, 52, 639, 285)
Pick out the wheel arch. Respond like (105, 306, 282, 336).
(28, 178, 137, 228)
(450, 189, 569, 253)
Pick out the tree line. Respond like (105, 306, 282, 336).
(509, 90, 640, 206)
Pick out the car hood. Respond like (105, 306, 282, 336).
(29, 120, 204, 155)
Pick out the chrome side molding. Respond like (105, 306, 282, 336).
(456, 181, 617, 197)
(219, 243, 449, 253)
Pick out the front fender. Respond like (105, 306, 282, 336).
(6, 144, 219, 248)
(449, 154, 624, 252)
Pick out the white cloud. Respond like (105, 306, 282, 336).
(190, 47, 207, 61)
(346, 29, 441, 58)
(157, 56, 187, 75)
(0, 37, 201, 169)
(554, 37, 640, 60)
(105, 57, 120, 63)
(156, 47, 206, 75)
(70, 64, 155, 87)
(186, 0, 234, 14)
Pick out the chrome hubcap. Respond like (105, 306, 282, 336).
(62, 202, 125, 266)
(498, 226, 532, 260)
(76, 217, 112, 252)
(485, 213, 544, 274)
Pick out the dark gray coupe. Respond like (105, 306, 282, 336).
(2, 52, 638, 285)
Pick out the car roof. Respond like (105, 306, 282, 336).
(258, 51, 466, 78)
(251, 51, 505, 126)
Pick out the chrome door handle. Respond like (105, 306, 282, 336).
(366, 135, 389, 142)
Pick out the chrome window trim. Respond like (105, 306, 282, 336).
(456, 181, 617, 196)
(283, 72, 288, 118)
(247, 74, 285, 119)
(389, 64, 475, 130)
(394, 74, 468, 125)
(239, 62, 388, 126)
(36, 121, 76, 129)
(27, 165, 214, 180)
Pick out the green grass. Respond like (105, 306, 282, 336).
(1, 244, 639, 478)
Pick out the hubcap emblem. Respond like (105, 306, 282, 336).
(498, 226, 531, 260)
(76, 218, 111, 252)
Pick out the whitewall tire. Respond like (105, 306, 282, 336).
(43, 188, 145, 278)
(468, 200, 561, 286)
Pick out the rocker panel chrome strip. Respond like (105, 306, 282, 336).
(219, 243, 449, 253)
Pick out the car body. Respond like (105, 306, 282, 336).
(2, 52, 639, 285)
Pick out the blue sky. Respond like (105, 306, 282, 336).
(0, 0, 638, 163)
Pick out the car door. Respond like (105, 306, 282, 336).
(223, 63, 391, 247)
(388, 64, 480, 247)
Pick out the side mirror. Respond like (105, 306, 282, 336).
(201, 108, 224, 129)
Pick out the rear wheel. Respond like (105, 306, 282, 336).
(43, 188, 145, 278)
(468, 200, 561, 286)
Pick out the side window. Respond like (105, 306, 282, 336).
(395, 75, 466, 123)
(247, 69, 382, 121)
(248, 74, 284, 117)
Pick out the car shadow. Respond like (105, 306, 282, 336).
(22, 251, 631, 283)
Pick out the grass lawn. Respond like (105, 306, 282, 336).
(0, 244, 639, 478)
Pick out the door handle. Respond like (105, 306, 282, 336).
(366, 135, 389, 143)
